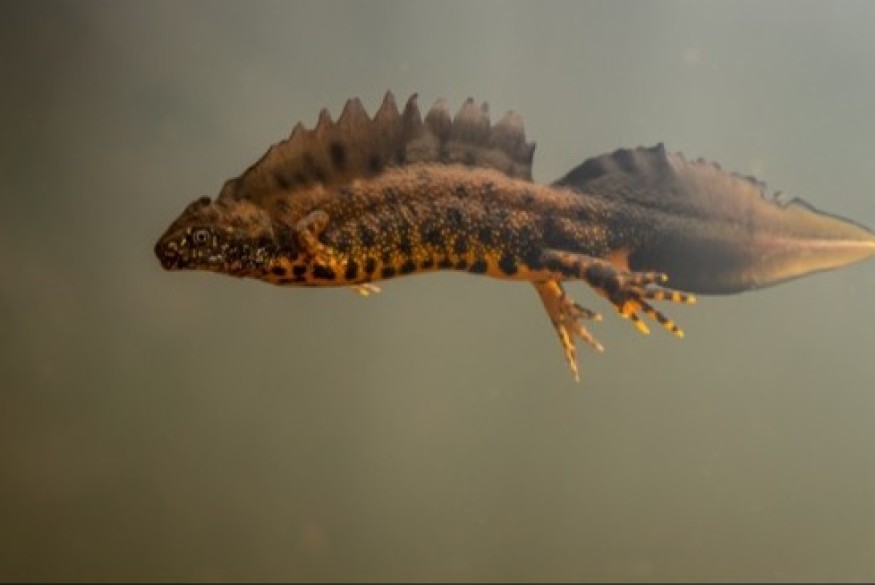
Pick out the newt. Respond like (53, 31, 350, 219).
(154, 92, 875, 381)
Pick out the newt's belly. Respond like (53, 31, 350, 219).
(262, 200, 616, 287)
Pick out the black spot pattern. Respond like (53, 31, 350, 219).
(469, 259, 488, 273)
(522, 247, 544, 270)
(331, 231, 354, 254)
(499, 254, 518, 275)
(359, 224, 377, 247)
(275, 170, 292, 190)
(397, 225, 413, 256)
(447, 207, 465, 228)
(422, 224, 444, 247)
(312, 264, 336, 280)
(344, 259, 359, 280)
(399, 259, 417, 274)
(329, 141, 346, 170)
(544, 255, 564, 273)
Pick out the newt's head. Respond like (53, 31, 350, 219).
(154, 196, 275, 273)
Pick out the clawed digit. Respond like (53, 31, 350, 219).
(604, 271, 696, 337)
(351, 283, 381, 297)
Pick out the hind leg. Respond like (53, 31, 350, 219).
(542, 248, 696, 337)
(533, 280, 603, 382)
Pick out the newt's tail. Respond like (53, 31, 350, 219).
(555, 144, 875, 294)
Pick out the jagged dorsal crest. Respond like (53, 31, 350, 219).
(217, 92, 536, 204)
(556, 143, 795, 221)
(554, 143, 875, 240)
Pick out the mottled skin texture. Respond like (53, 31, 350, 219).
(155, 93, 875, 381)
(159, 165, 616, 285)
(157, 162, 693, 380)
(267, 164, 609, 285)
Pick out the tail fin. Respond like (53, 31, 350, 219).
(555, 144, 875, 294)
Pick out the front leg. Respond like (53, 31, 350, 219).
(295, 210, 333, 263)
(294, 210, 378, 294)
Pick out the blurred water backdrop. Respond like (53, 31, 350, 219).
(2, 1, 875, 581)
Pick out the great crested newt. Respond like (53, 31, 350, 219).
(155, 92, 875, 381)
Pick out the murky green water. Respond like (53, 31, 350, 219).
(2, 1, 875, 581)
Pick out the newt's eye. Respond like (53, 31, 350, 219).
(192, 229, 210, 246)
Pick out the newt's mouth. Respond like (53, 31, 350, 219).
(155, 238, 231, 271)
(155, 239, 182, 270)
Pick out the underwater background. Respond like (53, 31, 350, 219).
(2, 1, 875, 581)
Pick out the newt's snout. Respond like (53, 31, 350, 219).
(155, 238, 181, 270)
(155, 196, 220, 271)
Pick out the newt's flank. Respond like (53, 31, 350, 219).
(155, 92, 875, 381)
